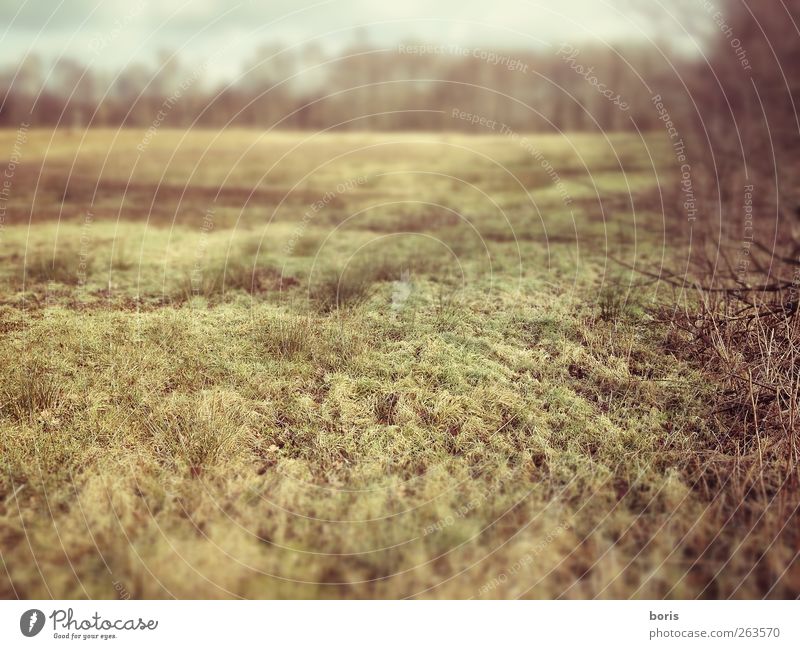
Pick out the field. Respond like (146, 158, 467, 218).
(0, 129, 796, 598)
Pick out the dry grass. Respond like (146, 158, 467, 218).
(0, 129, 797, 599)
(658, 288, 800, 593)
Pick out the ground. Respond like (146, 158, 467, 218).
(0, 129, 795, 598)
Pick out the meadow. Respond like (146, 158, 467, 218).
(0, 129, 796, 598)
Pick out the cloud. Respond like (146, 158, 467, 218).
(0, 0, 694, 76)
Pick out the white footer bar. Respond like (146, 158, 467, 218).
(1, 600, 796, 647)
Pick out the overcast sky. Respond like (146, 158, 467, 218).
(0, 0, 705, 81)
